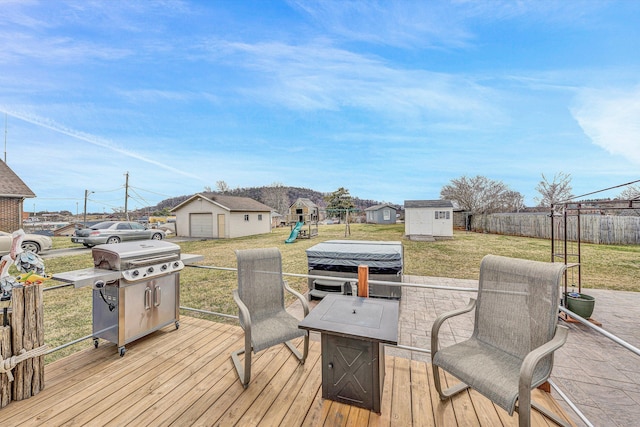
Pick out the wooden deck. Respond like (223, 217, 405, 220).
(1, 316, 575, 426)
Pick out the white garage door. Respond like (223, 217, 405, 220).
(190, 213, 214, 238)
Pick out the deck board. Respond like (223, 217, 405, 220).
(0, 316, 576, 426)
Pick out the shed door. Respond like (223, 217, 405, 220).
(190, 213, 213, 238)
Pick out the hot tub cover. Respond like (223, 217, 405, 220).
(306, 240, 403, 274)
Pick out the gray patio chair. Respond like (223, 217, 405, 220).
(431, 255, 570, 427)
(231, 247, 309, 388)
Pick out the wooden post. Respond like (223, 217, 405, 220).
(10, 283, 45, 401)
(11, 285, 24, 401)
(358, 265, 369, 297)
(0, 325, 11, 407)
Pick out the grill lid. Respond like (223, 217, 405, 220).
(92, 240, 181, 271)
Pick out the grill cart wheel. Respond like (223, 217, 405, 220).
(175, 321, 180, 329)
(119, 346, 126, 357)
(93, 338, 99, 348)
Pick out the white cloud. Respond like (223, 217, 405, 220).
(1, 107, 207, 181)
(571, 86, 640, 164)
(212, 40, 504, 128)
(287, 0, 605, 50)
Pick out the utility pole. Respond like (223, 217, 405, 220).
(83, 189, 94, 226)
(124, 171, 129, 221)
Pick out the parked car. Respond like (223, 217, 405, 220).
(0, 231, 53, 255)
(71, 221, 165, 247)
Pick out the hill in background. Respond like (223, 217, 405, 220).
(153, 185, 396, 215)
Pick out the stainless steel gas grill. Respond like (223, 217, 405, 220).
(53, 240, 203, 356)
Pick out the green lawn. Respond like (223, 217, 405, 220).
(38, 224, 640, 362)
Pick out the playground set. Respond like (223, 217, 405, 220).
(285, 198, 319, 243)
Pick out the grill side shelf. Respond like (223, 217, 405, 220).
(52, 268, 123, 289)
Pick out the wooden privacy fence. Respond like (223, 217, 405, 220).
(470, 213, 640, 244)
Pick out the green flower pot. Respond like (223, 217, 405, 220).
(565, 293, 595, 319)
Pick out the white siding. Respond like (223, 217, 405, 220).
(228, 211, 271, 238)
(405, 207, 453, 238)
(173, 197, 271, 238)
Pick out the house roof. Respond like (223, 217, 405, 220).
(171, 192, 272, 212)
(365, 203, 397, 211)
(404, 199, 453, 209)
(0, 160, 35, 198)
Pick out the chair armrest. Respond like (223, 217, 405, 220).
(233, 289, 252, 334)
(431, 298, 476, 357)
(519, 325, 568, 393)
(284, 281, 309, 317)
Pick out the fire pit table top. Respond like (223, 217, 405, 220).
(299, 294, 398, 344)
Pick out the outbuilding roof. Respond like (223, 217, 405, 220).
(171, 192, 272, 212)
(0, 160, 35, 198)
(404, 200, 453, 208)
(289, 197, 317, 209)
(365, 203, 397, 211)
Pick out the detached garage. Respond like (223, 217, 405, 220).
(171, 193, 272, 239)
(404, 200, 454, 241)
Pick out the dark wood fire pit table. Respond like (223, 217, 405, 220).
(298, 293, 399, 413)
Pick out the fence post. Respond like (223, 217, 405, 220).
(358, 265, 369, 297)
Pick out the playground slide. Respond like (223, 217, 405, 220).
(285, 222, 304, 243)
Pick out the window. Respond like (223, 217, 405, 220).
(244, 214, 249, 222)
(383, 209, 391, 220)
(435, 211, 450, 220)
(258, 214, 263, 221)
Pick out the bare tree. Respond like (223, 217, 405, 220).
(617, 184, 640, 200)
(216, 180, 230, 194)
(534, 173, 574, 207)
(261, 182, 290, 214)
(440, 175, 525, 214)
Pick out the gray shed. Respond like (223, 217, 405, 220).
(365, 204, 397, 224)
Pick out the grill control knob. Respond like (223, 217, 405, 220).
(173, 262, 180, 268)
(132, 270, 140, 277)
(161, 264, 168, 271)
(147, 267, 154, 274)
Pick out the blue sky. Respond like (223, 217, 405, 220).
(1, 0, 639, 214)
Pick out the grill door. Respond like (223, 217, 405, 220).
(123, 274, 178, 345)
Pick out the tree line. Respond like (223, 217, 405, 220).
(441, 173, 639, 215)
(151, 174, 638, 218)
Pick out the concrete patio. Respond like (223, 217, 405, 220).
(388, 276, 640, 427)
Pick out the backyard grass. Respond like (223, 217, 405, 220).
(35, 224, 640, 363)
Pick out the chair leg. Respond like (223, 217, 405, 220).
(432, 364, 470, 400)
(284, 333, 309, 364)
(530, 402, 573, 427)
(231, 348, 252, 389)
(519, 389, 572, 427)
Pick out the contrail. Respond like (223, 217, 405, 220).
(1, 107, 206, 182)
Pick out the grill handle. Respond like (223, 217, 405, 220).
(144, 287, 152, 310)
(127, 254, 180, 267)
(154, 286, 161, 307)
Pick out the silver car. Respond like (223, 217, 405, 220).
(71, 221, 165, 247)
(0, 230, 53, 255)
